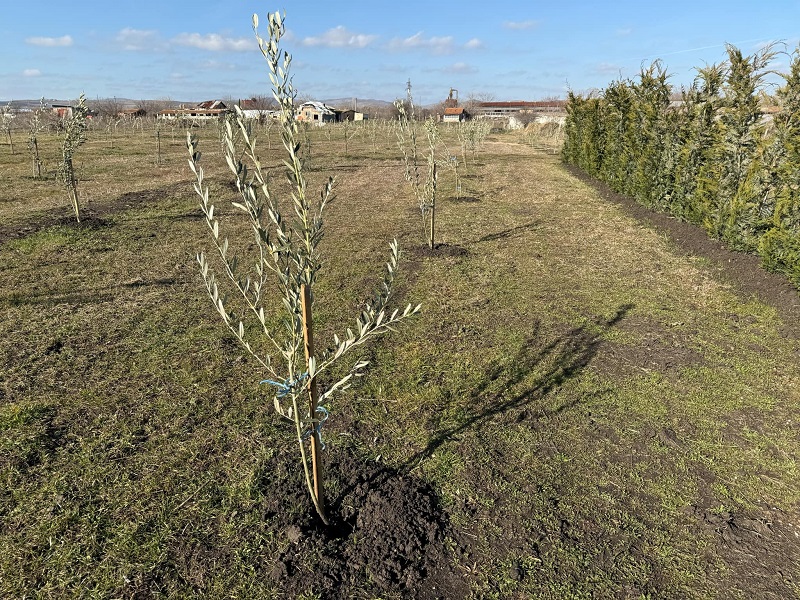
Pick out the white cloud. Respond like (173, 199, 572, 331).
(172, 33, 253, 52)
(448, 62, 477, 74)
(23, 69, 41, 77)
(116, 28, 161, 51)
(26, 35, 73, 47)
(595, 62, 622, 75)
(388, 32, 454, 54)
(199, 59, 238, 71)
(504, 21, 539, 31)
(464, 38, 484, 50)
(302, 26, 377, 48)
(615, 28, 633, 37)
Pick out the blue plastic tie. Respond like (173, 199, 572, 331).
(302, 405, 329, 450)
(260, 372, 308, 398)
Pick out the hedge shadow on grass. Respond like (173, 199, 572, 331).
(404, 303, 633, 469)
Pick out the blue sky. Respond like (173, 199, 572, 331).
(2, 1, 799, 105)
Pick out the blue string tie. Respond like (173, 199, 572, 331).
(260, 372, 308, 398)
(260, 374, 328, 450)
(303, 406, 329, 450)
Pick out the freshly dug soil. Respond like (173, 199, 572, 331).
(256, 447, 468, 599)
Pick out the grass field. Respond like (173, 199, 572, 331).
(1, 121, 799, 599)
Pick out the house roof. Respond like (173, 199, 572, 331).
(444, 107, 465, 115)
(477, 101, 566, 109)
(300, 101, 337, 115)
(239, 98, 268, 110)
(197, 100, 227, 110)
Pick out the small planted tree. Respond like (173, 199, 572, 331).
(27, 99, 45, 178)
(1, 103, 14, 154)
(59, 94, 89, 222)
(187, 11, 419, 525)
(457, 118, 491, 167)
(395, 82, 438, 249)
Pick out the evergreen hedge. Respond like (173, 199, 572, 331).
(563, 45, 800, 288)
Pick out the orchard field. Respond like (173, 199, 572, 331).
(1, 119, 799, 599)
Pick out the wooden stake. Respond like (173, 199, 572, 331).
(300, 283, 328, 524)
(429, 163, 436, 249)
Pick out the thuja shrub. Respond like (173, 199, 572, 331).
(562, 92, 604, 177)
(188, 11, 420, 525)
(714, 44, 777, 242)
(597, 79, 635, 192)
(759, 48, 800, 285)
(670, 63, 725, 224)
(629, 62, 672, 208)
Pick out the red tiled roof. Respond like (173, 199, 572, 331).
(444, 107, 465, 115)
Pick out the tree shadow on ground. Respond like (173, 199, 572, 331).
(404, 303, 633, 470)
(472, 221, 540, 244)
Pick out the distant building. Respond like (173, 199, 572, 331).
(473, 101, 566, 119)
(196, 100, 227, 110)
(49, 103, 97, 119)
(118, 108, 147, 118)
(237, 98, 278, 121)
(442, 107, 467, 123)
(51, 104, 73, 119)
(338, 109, 367, 122)
(297, 101, 338, 125)
(158, 100, 229, 121)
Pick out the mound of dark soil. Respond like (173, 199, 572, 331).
(408, 243, 468, 259)
(258, 448, 468, 599)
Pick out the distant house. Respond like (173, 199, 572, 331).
(50, 103, 97, 119)
(118, 108, 147, 118)
(297, 101, 338, 125)
(442, 107, 467, 123)
(51, 104, 73, 119)
(196, 100, 227, 110)
(237, 98, 277, 121)
(338, 109, 367, 122)
(158, 100, 229, 121)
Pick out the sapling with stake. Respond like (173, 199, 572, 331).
(59, 94, 89, 222)
(187, 10, 420, 526)
(27, 99, 45, 178)
(395, 83, 439, 249)
(1, 103, 14, 154)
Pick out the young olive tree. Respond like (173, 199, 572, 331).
(395, 82, 438, 249)
(1, 103, 14, 154)
(187, 11, 419, 526)
(59, 94, 89, 222)
(27, 99, 45, 178)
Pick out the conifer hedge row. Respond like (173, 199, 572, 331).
(563, 46, 800, 288)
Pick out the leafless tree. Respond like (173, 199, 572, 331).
(91, 97, 125, 118)
(464, 91, 496, 114)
